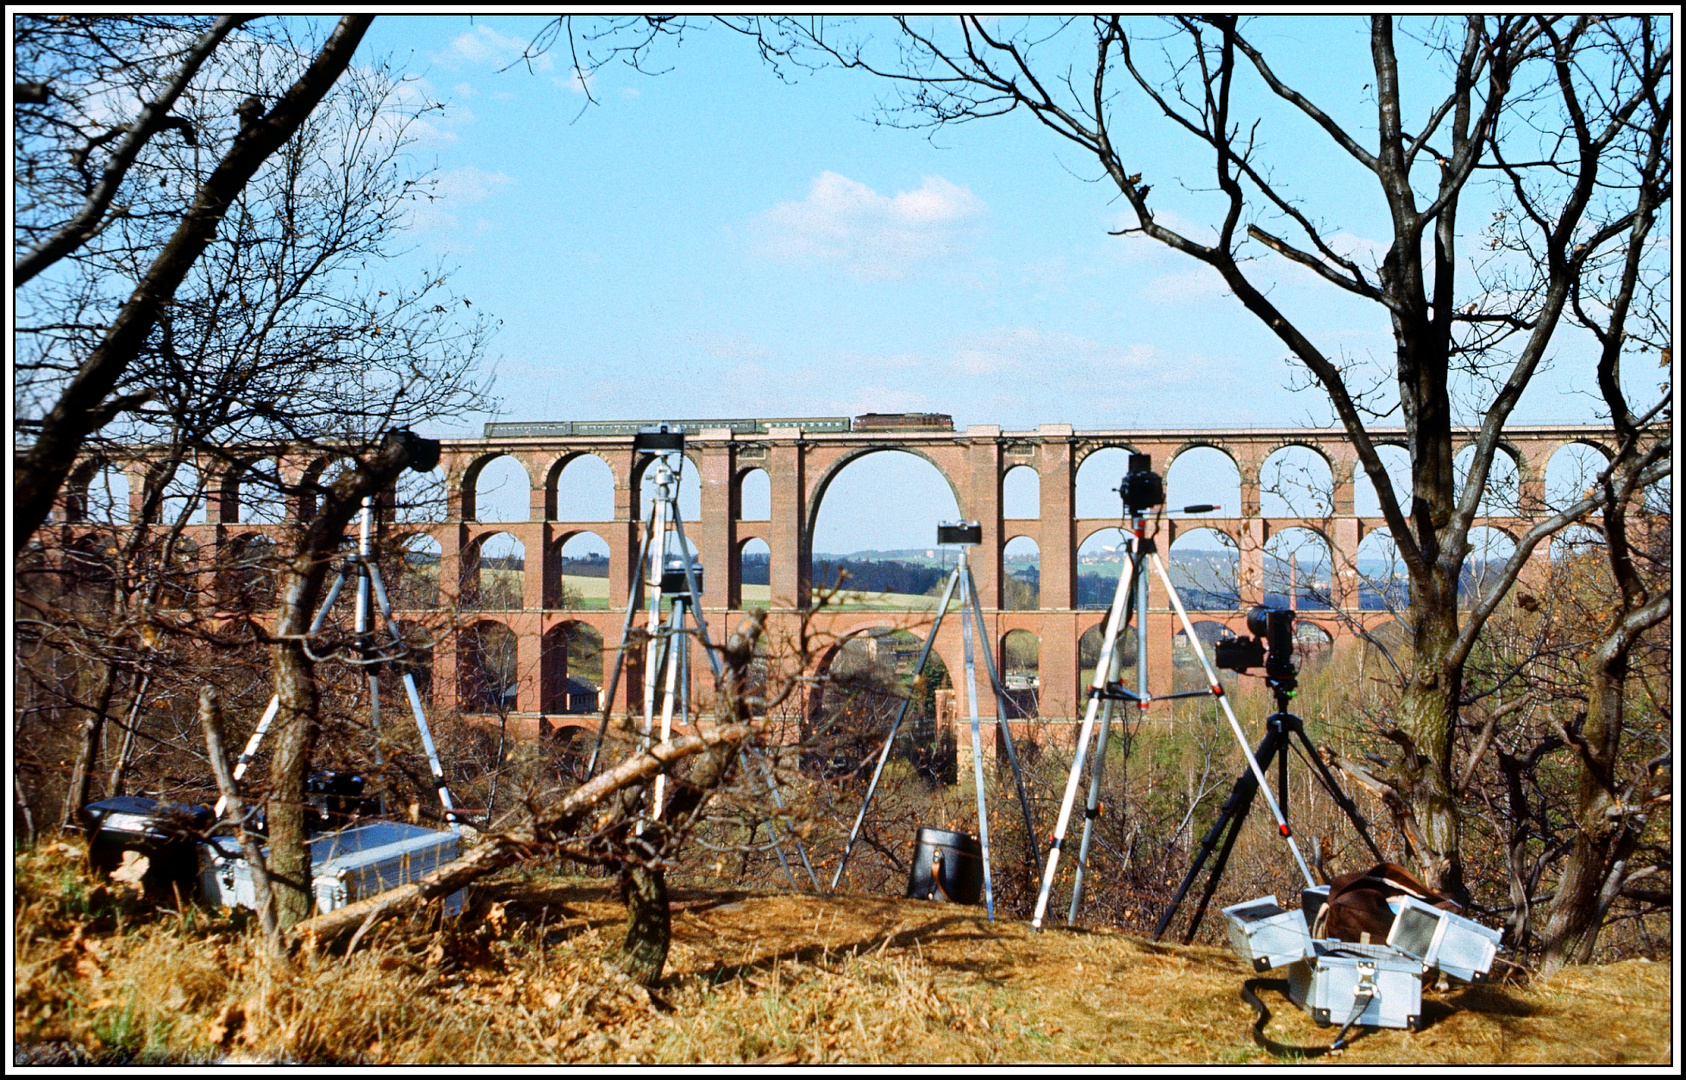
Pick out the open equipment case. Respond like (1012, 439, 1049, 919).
(1223, 888, 1503, 1036)
(200, 820, 465, 916)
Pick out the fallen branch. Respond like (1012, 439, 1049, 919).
(287, 722, 755, 952)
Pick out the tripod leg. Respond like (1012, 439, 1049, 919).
(1148, 553, 1315, 888)
(215, 559, 349, 815)
(1070, 562, 1139, 923)
(366, 561, 458, 821)
(367, 672, 387, 817)
(1031, 552, 1136, 929)
(958, 554, 994, 920)
(639, 493, 671, 764)
(215, 695, 280, 817)
(309, 569, 351, 636)
(667, 511, 721, 678)
(1187, 732, 1293, 943)
(831, 570, 960, 891)
(1181, 789, 1252, 944)
(662, 573, 819, 892)
(747, 748, 820, 891)
(400, 669, 455, 821)
(1152, 748, 1264, 940)
(964, 567, 1041, 870)
(1068, 693, 1116, 923)
(1292, 725, 1386, 863)
(1278, 723, 1290, 831)
(586, 513, 655, 778)
(652, 606, 684, 817)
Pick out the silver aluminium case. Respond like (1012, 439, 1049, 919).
(1386, 894, 1502, 982)
(1287, 940, 1424, 1032)
(199, 822, 464, 915)
(1221, 895, 1312, 972)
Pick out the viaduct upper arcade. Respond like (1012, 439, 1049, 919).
(59, 416, 1614, 740)
(411, 416, 1612, 735)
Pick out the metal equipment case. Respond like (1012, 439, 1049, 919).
(200, 822, 464, 915)
(1221, 895, 1312, 972)
(1287, 940, 1424, 1031)
(82, 795, 214, 902)
(1387, 894, 1502, 983)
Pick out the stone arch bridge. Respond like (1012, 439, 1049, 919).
(59, 416, 1613, 741)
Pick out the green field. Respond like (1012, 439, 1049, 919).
(809, 589, 960, 612)
(559, 574, 610, 610)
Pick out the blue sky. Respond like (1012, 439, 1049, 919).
(354, 16, 1630, 551)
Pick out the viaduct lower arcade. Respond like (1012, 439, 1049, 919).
(59, 417, 1615, 742)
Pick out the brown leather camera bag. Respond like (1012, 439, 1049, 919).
(1312, 862, 1458, 945)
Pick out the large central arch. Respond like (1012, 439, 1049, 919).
(807, 448, 964, 609)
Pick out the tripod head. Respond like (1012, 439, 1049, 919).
(1214, 604, 1299, 706)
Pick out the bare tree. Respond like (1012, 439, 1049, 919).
(17, 26, 496, 888)
(13, 15, 375, 549)
(1534, 88, 1673, 963)
(740, 14, 1672, 901)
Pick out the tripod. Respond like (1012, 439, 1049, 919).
(829, 524, 1040, 921)
(1153, 670, 1384, 943)
(583, 429, 819, 891)
(218, 495, 457, 824)
(1030, 495, 1314, 930)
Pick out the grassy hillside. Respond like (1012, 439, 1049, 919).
(13, 846, 1669, 1065)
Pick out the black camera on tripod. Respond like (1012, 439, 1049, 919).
(1117, 453, 1165, 515)
(1215, 605, 1298, 692)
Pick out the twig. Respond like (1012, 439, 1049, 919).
(200, 686, 282, 956)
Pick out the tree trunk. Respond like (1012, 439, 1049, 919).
(57, 663, 120, 832)
(267, 631, 321, 928)
(265, 429, 439, 930)
(1393, 582, 1469, 901)
(618, 864, 671, 986)
(1537, 652, 1634, 974)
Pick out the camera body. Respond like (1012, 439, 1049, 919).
(633, 424, 685, 453)
(1118, 453, 1165, 515)
(1216, 605, 1299, 692)
(937, 522, 983, 546)
(388, 427, 442, 473)
(659, 558, 703, 597)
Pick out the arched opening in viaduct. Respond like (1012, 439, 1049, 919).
(808, 449, 961, 610)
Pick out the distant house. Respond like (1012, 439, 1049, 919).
(561, 677, 598, 714)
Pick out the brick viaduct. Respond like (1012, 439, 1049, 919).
(61, 418, 1614, 741)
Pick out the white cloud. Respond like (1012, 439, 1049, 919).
(434, 165, 515, 204)
(1140, 264, 1232, 305)
(410, 165, 515, 232)
(951, 328, 1170, 379)
(754, 171, 986, 280)
(552, 70, 594, 95)
(438, 25, 551, 72)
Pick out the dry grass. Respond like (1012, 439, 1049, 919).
(12, 843, 1671, 1065)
